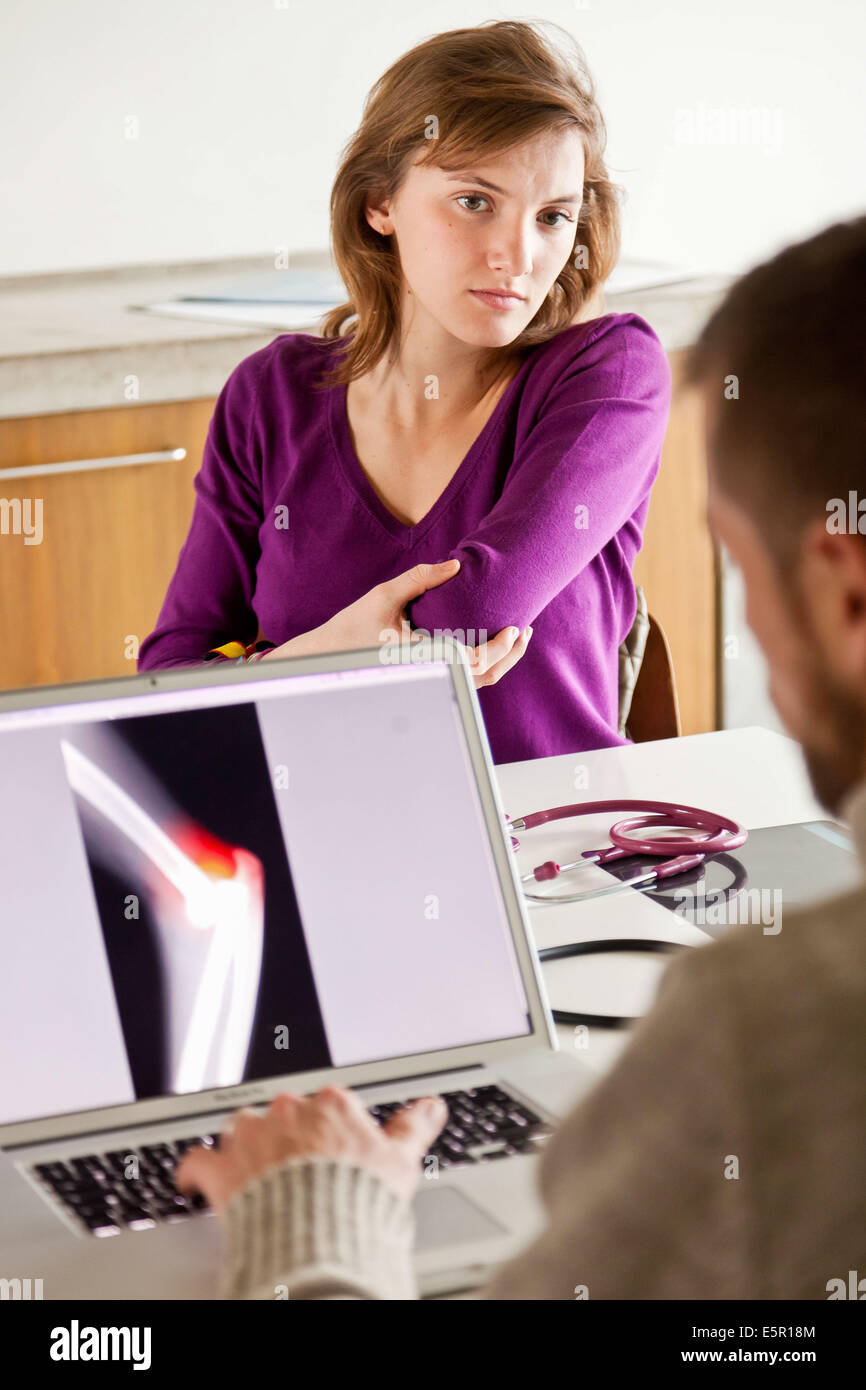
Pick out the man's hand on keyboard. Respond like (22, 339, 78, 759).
(175, 1087, 448, 1213)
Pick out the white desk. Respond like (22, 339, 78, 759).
(494, 726, 827, 1078)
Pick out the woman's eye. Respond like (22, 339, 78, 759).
(456, 194, 488, 212)
(455, 196, 574, 227)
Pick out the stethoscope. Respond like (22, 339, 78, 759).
(505, 799, 749, 1028)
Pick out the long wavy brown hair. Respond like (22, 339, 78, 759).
(314, 18, 621, 390)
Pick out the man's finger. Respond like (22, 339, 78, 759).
(218, 1105, 258, 1154)
(175, 1144, 221, 1196)
(384, 1097, 448, 1154)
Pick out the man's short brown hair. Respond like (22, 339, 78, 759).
(686, 216, 866, 570)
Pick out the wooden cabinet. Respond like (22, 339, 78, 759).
(633, 351, 720, 735)
(0, 350, 718, 732)
(0, 400, 213, 691)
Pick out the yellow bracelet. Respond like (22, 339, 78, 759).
(207, 640, 248, 661)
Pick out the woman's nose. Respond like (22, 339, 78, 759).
(486, 219, 534, 279)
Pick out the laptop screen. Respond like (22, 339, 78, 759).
(0, 660, 530, 1128)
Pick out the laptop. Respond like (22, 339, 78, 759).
(0, 635, 593, 1299)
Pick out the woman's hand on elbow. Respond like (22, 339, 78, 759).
(261, 559, 462, 660)
(259, 557, 534, 686)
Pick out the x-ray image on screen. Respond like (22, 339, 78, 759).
(56, 703, 329, 1099)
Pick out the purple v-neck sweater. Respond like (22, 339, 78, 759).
(138, 314, 671, 765)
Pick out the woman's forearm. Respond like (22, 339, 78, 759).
(259, 629, 330, 661)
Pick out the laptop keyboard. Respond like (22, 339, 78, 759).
(30, 1084, 551, 1238)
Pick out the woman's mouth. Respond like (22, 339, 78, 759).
(469, 289, 526, 311)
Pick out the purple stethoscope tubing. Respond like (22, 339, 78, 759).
(507, 798, 748, 905)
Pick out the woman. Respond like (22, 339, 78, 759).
(138, 19, 671, 765)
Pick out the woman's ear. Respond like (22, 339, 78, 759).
(364, 189, 393, 236)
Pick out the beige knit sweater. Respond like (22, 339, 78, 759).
(222, 780, 866, 1300)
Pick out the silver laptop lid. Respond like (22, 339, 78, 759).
(0, 636, 554, 1147)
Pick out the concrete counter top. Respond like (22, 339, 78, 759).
(0, 252, 731, 420)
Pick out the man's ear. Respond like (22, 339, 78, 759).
(800, 520, 866, 681)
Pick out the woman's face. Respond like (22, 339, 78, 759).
(366, 127, 586, 349)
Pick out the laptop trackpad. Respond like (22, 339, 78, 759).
(413, 1186, 506, 1250)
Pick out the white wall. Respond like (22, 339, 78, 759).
(2, 0, 864, 278)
